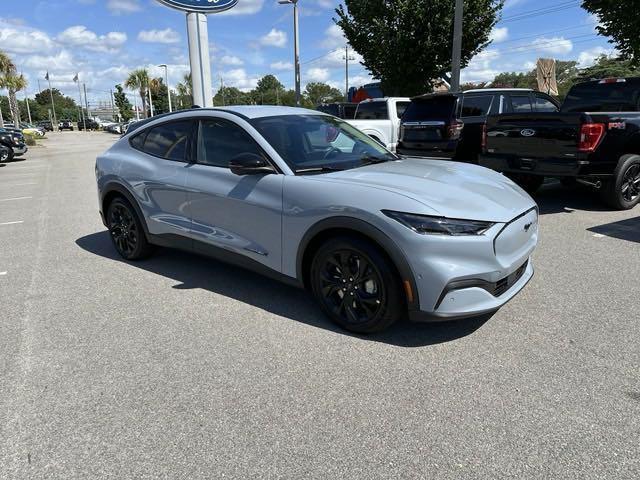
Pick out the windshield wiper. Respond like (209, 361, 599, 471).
(358, 155, 394, 166)
(295, 165, 346, 174)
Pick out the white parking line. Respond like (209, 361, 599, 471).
(0, 196, 32, 202)
(0, 272, 6, 276)
(0, 182, 38, 186)
(0, 221, 24, 226)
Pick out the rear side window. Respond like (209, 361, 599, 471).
(130, 132, 145, 150)
(460, 95, 493, 117)
(198, 119, 264, 168)
(534, 95, 558, 112)
(510, 95, 533, 113)
(355, 102, 389, 120)
(142, 121, 193, 161)
(402, 96, 457, 122)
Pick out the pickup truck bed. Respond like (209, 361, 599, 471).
(479, 78, 640, 210)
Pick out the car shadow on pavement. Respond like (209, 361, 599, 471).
(534, 181, 609, 215)
(76, 231, 491, 348)
(588, 216, 640, 243)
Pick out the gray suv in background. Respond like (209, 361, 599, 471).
(96, 106, 538, 333)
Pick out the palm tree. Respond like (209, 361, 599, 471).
(3, 73, 27, 125)
(125, 68, 150, 118)
(175, 73, 192, 109)
(0, 50, 17, 128)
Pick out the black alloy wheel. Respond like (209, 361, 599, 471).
(106, 198, 152, 260)
(310, 237, 403, 333)
(621, 163, 640, 203)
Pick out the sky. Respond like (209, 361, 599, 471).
(0, 0, 614, 107)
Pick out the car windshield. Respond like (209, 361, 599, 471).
(250, 114, 396, 174)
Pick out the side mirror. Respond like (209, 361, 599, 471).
(229, 153, 275, 176)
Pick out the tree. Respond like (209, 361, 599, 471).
(304, 82, 344, 106)
(149, 77, 170, 115)
(175, 73, 193, 109)
(335, 0, 504, 96)
(252, 74, 285, 105)
(34, 88, 79, 121)
(125, 68, 150, 118)
(578, 55, 639, 81)
(0, 50, 17, 127)
(2, 73, 27, 125)
(114, 84, 133, 121)
(582, 0, 640, 64)
(214, 86, 250, 106)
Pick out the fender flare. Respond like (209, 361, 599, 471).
(101, 181, 151, 236)
(296, 216, 420, 310)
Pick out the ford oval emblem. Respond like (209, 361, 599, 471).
(155, 0, 238, 13)
(520, 129, 536, 137)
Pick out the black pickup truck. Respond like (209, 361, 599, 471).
(479, 78, 640, 209)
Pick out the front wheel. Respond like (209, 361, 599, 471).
(310, 236, 403, 333)
(0, 148, 12, 163)
(601, 155, 640, 210)
(106, 197, 153, 260)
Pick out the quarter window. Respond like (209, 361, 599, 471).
(198, 119, 265, 168)
(460, 95, 494, 117)
(142, 121, 193, 161)
(534, 95, 558, 112)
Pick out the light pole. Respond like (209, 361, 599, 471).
(343, 45, 355, 102)
(158, 64, 173, 112)
(278, 0, 301, 106)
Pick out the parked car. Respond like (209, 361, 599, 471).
(59, 119, 74, 131)
(36, 120, 53, 132)
(346, 97, 411, 151)
(96, 106, 537, 333)
(398, 89, 559, 162)
(0, 127, 28, 162)
(480, 77, 640, 209)
(317, 102, 358, 119)
(20, 122, 46, 137)
(78, 119, 100, 131)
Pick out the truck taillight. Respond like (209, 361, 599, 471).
(578, 123, 605, 152)
(481, 124, 487, 151)
(447, 121, 464, 140)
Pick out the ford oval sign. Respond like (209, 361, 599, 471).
(520, 129, 536, 137)
(155, 0, 238, 14)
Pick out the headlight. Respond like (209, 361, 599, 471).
(383, 210, 494, 236)
(12, 135, 21, 145)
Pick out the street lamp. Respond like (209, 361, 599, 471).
(158, 64, 173, 113)
(278, 0, 301, 107)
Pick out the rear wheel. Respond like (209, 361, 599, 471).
(507, 173, 545, 194)
(310, 236, 403, 333)
(601, 155, 640, 210)
(106, 197, 153, 260)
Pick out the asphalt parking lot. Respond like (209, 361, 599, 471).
(1, 131, 639, 479)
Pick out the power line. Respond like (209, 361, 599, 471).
(501, 1, 581, 23)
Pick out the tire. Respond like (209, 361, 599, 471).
(310, 236, 403, 333)
(0, 148, 12, 163)
(600, 155, 640, 210)
(106, 197, 153, 260)
(507, 173, 545, 195)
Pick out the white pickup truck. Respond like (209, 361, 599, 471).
(346, 97, 411, 152)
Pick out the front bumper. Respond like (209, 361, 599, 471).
(13, 144, 28, 156)
(406, 207, 538, 322)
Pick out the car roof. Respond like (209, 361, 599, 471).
(412, 88, 535, 100)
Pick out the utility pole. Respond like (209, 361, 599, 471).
(450, 0, 464, 92)
(220, 76, 225, 106)
(24, 90, 32, 124)
(83, 83, 90, 126)
(45, 72, 58, 131)
(278, 0, 301, 106)
(343, 45, 355, 102)
(74, 74, 85, 130)
(159, 64, 173, 112)
(110, 89, 116, 121)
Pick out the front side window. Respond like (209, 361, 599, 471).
(461, 95, 494, 117)
(510, 95, 533, 113)
(142, 121, 193, 161)
(198, 119, 265, 168)
(251, 114, 396, 173)
(355, 102, 389, 120)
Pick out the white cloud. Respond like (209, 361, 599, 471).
(260, 29, 287, 48)
(138, 28, 180, 44)
(523, 36, 573, 56)
(0, 25, 54, 54)
(490, 27, 509, 43)
(222, 68, 261, 91)
(460, 49, 502, 83)
(57, 25, 127, 52)
(107, 0, 141, 14)
(306, 67, 330, 83)
(219, 0, 264, 15)
(271, 61, 293, 70)
(321, 24, 346, 49)
(578, 46, 614, 67)
(220, 55, 244, 66)
(23, 50, 76, 71)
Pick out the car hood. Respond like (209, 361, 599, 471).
(317, 158, 536, 222)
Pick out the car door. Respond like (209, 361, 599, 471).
(458, 93, 496, 157)
(185, 117, 284, 272)
(126, 119, 195, 238)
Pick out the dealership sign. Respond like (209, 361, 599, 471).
(155, 0, 238, 13)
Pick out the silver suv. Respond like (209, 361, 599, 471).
(96, 106, 538, 333)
